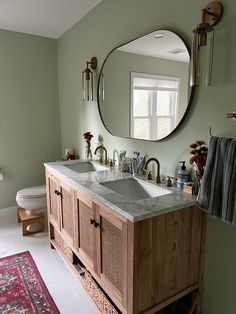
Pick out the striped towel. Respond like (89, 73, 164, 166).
(197, 136, 236, 223)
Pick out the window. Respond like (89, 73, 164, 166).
(131, 72, 180, 140)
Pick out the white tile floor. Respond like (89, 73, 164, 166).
(0, 206, 99, 314)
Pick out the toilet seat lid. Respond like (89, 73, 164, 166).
(17, 185, 46, 199)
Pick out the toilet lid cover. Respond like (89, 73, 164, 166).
(17, 185, 46, 199)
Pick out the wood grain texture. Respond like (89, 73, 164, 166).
(133, 206, 204, 313)
(45, 168, 206, 314)
(127, 220, 135, 314)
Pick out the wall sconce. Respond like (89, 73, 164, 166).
(226, 112, 236, 120)
(82, 57, 97, 101)
(191, 1, 223, 87)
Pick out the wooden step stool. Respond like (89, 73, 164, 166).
(17, 207, 44, 236)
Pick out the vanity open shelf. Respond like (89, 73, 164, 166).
(45, 161, 207, 314)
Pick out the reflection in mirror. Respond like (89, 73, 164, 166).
(97, 30, 193, 141)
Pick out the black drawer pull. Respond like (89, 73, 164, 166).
(90, 219, 95, 225)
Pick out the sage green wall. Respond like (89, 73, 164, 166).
(102, 50, 189, 137)
(0, 29, 61, 208)
(57, 0, 236, 313)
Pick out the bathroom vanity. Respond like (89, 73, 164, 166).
(44, 160, 207, 314)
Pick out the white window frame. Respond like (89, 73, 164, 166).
(130, 72, 180, 140)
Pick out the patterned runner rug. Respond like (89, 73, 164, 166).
(0, 251, 60, 313)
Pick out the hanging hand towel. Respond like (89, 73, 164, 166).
(197, 136, 236, 223)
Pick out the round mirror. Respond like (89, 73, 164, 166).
(97, 30, 194, 141)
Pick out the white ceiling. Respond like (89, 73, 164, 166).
(118, 30, 189, 63)
(0, 0, 103, 39)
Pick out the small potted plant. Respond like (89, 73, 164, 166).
(83, 132, 93, 158)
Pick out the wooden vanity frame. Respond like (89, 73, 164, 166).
(45, 169, 207, 314)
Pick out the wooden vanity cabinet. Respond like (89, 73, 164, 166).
(46, 171, 75, 247)
(45, 169, 206, 314)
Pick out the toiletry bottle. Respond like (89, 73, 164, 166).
(177, 161, 190, 190)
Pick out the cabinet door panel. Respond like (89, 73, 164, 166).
(101, 216, 123, 292)
(98, 208, 127, 307)
(60, 183, 74, 245)
(77, 200, 95, 269)
(47, 174, 60, 229)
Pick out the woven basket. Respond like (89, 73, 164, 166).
(54, 229, 73, 263)
(82, 271, 119, 314)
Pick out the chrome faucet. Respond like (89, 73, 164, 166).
(144, 157, 161, 183)
(94, 146, 108, 164)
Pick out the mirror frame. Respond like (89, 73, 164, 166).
(97, 29, 195, 141)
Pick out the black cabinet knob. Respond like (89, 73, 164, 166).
(90, 219, 99, 228)
(94, 222, 100, 228)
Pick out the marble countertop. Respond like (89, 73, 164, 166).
(44, 159, 197, 222)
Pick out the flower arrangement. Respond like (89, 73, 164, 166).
(189, 140, 208, 176)
(83, 131, 93, 144)
(83, 132, 93, 158)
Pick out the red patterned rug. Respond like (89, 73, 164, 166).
(0, 251, 60, 313)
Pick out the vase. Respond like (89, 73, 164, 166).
(196, 166, 204, 178)
(85, 143, 92, 159)
(192, 163, 204, 195)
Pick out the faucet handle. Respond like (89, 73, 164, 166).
(108, 159, 115, 166)
(166, 176, 172, 187)
(143, 169, 152, 180)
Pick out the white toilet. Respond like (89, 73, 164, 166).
(16, 185, 47, 215)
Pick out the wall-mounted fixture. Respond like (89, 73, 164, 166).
(0, 168, 4, 181)
(191, 1, 223, 86)
(226, 111, 236, 120)
(82, 57, 97, 101)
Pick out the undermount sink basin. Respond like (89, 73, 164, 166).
(100, 178, 172, 201)
(64, 161, 107, 173)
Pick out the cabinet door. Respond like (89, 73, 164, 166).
(74, 192, 95, 271)
(46, 172, 60, 230)
(59, 182, 74, 246)
(96, 206, 128, 309)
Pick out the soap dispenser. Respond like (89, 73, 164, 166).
(177, 161, 189, 190)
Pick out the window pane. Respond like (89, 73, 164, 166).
(133, 118, 150, 139)
(156, 117, 171, 139)
(133, 90, 149, 116)
(156, 91, 170, 116)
